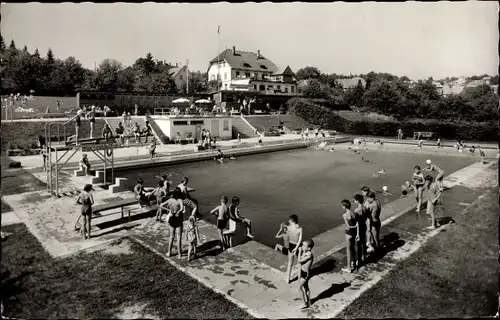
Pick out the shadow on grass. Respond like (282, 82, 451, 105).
(1, 270, 33, 313)
(365, 232, 405, 265)
(93, 210, 156, 230)
(311, 282, 351, 305)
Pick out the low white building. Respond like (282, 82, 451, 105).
(152, 116, 233, 141)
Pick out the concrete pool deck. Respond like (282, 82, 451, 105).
(2, 142, 497, 318)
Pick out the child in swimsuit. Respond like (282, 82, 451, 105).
(412, 165, 425, 212)
(275, 223, 290, 255)
(297, 239, 315, 309)
(186, 216, 200, 261)
(341, 200, 358, 273)
(210, 196, 230, 250)
(286, 214, 303, 283)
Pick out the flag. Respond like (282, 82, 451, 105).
(217, 26, 220, 34)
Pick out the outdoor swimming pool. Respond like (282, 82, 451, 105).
(117, 147, 475, 248)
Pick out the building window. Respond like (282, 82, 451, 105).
(223, 120, 229, 131)
(224, 84, 228, 89)
(277, 85, 281, 90)
(224, 72, 227, 80)
(173, 121, 188, 126)
(254, 85, 257, 90)
(179, 75, 183, 80)
(291, 86, 295, 93)
(260, 65, 268, 70)
(245, 72, 250, 78)
(190, 120, 204, 125)
(236, 71, 240, 77)
(259, 85, 265, 91)
(243, 63, 251, 68)
(285, 87, 289, 93)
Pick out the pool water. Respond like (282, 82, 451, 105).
(115, 148, 474, 248)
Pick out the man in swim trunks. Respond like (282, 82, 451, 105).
(361, 186, 374, 253)
(285, 214, 302, 283)
(424, 175, 442, 229)
(210, 196, 230, 250)
(425, 159, 445, 192)
(275, 223, 290, 255)
(366, 191, 381, 252)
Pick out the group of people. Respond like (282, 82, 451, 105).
(301, 128, 327, 143)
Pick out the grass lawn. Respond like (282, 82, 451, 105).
(0, 223, 252, 319)
(1, 119, 106, 151)
(337, 189, 499, 318)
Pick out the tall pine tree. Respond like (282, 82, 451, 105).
(46, 48, 55, 64)
(0, 35, 5, 51)
(33, 48, 40, 58)
(9, 39, 16, 50)
(23, 45, 28, 52)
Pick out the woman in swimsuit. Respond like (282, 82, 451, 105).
(75, 110, 82, 144)
(412, 165, 425, 212)
(76, 184, 94, 240)
(160, 188, 185, 259)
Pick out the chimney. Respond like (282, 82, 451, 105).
(257, 50, 261, 59)
(233, 46, 236, 55)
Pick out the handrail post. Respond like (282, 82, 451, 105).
(104, 144, 107, 187)
(55, 147, 59, 197)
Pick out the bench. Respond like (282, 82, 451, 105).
(74, 198, 156, 238)
(413, 132, 434, 140)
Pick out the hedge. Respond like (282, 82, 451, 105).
(287, 98, 499, 142)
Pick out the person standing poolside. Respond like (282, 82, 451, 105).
(186, 215, 200, 261)
(88, 106, 96, 138)
(178, 177, 201, 220)
(321, 129, 326, 142)
(366, 191, 381, 252)
(424, 175, 442, 229)
(144, 121, 153, 143)
(285, 214, 303, 283)
(341, 200, 358, 273)
(126, 112, 132, 128)
(425, 159, 445, 192)
(210, 196, 230, 250)
(436, 138, 441, 148)
(412, 165, 425, 212)
(361, 186, 374, 253)
(148, 139, 157, 160)
(418, 139, 424, 149)
(75, 110, 82, 144)
(275, 223, 291, 255)
(479, 147, 486, 164)
(76, 184, 94, 240)
(314, 128, 319, 141)
(353, 194, 367, 267)
(160, 188, 185, 259)
(297, 239, 315, 309)
(154, 180, 168, 221)
(397, 128, 403, 140)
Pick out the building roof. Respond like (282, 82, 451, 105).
(168, 66, 186, 78)
(273, 65, 295, 77)
(337, 77, 366, 89)
(209, 48, 278, 73)
(442, 84, 464, 95)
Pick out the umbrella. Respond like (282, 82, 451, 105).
(195, 99, 211, 104)
(172, 98, 191, 104)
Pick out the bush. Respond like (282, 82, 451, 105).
(287, 97, 499, 142)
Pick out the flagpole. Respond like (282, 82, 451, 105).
(217, 25, 220, 92)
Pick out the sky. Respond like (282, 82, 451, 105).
(1, 2, 498, 80)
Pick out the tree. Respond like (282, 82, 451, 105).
(0, 35, 5, 51)
(22, 45, 28, 52)
(362, 79, 406, 116)
(33, 49, 40, 58)
(95, 59, 124, 92)
(490, 75, 499, 85)
(46, 48, 55, 65)
(184, 71, 208, 93)
(117, 67, 136, 92)
(345, 79, 365, 108)
(460, 84, 498, 121)
(9, 39, 16, 50)
(295, 66, 321, 80)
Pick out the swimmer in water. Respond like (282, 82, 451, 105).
(373, 169, 386, 177)
(382, 186, 392, 196)
(214, 149, 224, 163)
(229, 154, 236, 160)
(400, 181, 412, 198)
